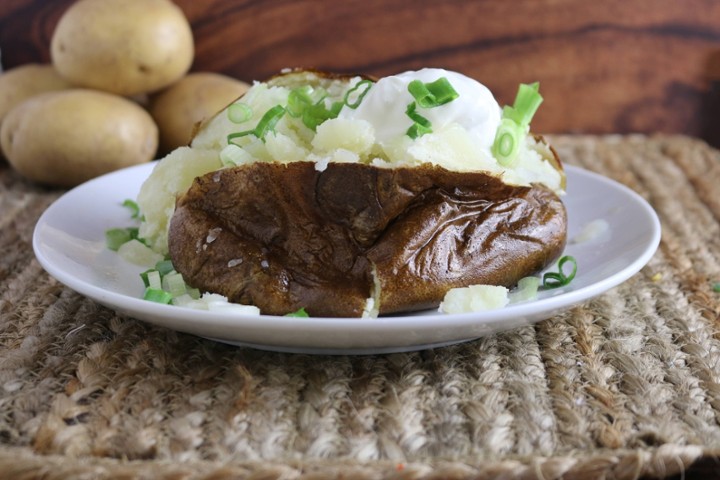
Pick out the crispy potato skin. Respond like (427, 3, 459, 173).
(168, 162, 567, 317)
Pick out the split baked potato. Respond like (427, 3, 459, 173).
(137, 69, 567, 317)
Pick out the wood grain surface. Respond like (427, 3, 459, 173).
(1, 0, 720, 145)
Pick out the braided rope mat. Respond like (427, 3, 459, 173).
(1, 135, 719, 479)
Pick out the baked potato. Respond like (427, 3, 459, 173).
(138, 69, 567, 317)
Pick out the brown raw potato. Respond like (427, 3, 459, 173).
(50, 0, 194, 96)
(0, 64, 73, 131)
(150, 72, 250, 154)
(0, 89, 158, 187)
(168, 162, 567, 317)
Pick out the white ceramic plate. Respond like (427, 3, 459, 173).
(33, 163, 661, 354)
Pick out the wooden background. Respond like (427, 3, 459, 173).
(2, 0, 720, 146)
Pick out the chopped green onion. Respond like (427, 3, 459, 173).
(141, 263, 201, 304)
(427, 77, 460, 105)
(404, 76, 459, 139)
(106, 226, 150, 249)
(343, 80, 373, 109)
(542, 256, 577, 289)
(491, 82, 543, 166)
(105, 227, 134, 251)
(287, 85, 331, 122)
(285, 307, 309, 317)
(713, 282, 720, 293)
(503, 82, 543, 127)
(227, 103, 252, 124)
(408, 77, 459, 108)
(143, 288, 173, 304)
(139, 260, 174, 287)
(407, 122, 432, 140)
(287, 86, 314, 117)
(308, 87, 330, 105)
(146, 270, 162, 290)
(121, 199, 141, 219)
(140, 269, 153, 288)
(286, 82, 372, 131)
(254, 105, 286, 139)
(492, 118, 524, 166)
(155, 259, 175, 276)
(162, 272, 187, 298)
(509, 276, 541, 303)
(405, 102, 433, 139)
(228, 105, 286, 143)
(220, 144, 254, 167)
(408, 80, 433, 107)
(302, 101, 343, 131)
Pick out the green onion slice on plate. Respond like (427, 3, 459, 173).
(542, 255, 578, 289)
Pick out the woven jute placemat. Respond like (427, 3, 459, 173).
(1, 134, 719, 479)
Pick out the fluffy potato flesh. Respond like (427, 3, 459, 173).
(168, 162, 566, 317)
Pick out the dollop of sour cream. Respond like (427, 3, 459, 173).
(339, 68, 502, 151)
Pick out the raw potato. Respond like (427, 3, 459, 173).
(0, 64, 73, 129)
(150, 72, 250, 154)
(0, 89, 158, 187)
(50, 0, 194, 96)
